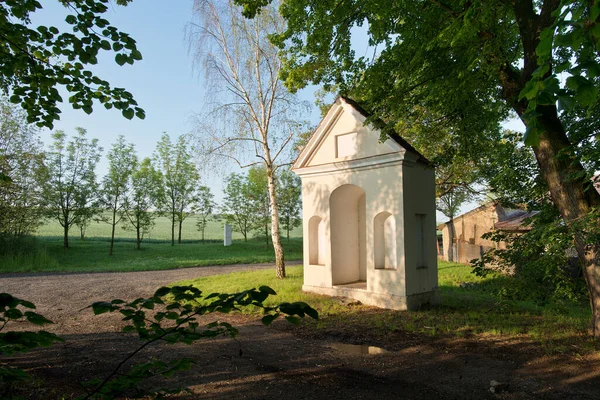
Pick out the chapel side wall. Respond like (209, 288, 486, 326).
(402, 163, 438, 297)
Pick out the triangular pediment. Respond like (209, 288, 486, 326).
(293, 97, 427, 174)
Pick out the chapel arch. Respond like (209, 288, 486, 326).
(308, 216, 326, 265)
(329, 184, 366, 285)
(374, 212, 397, 270)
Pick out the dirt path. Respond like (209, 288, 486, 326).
(0, 263, 281, 335)
(2, 264, 600, 399)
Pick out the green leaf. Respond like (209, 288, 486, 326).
(24, 312, 53, 325)
(535, 33, 553, 57)
(122, 108, 135, 119)
(575, 81, 598, 106)
(261, 314, 278, 326)
(131, 49, 143, 60)
(115, 53, 127, 66)
(65, 15, 77, 24)
(284, 315, 301, 326)
(557, 95, 575, 111)
(523, 123, 540, 147)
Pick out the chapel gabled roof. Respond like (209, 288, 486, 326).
(292, 96, 432, 170)
(338, 96, 431, 166)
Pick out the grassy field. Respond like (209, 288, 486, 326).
(0, 215, 302, 273)
(176, 262, 597, 354)
(35, 213, 301, 242)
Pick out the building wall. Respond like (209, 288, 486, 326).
(439, 202, 508, 264)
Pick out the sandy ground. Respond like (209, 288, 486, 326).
(1, 263, 600, 399)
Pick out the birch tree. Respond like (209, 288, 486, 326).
(188, 0, 307, 278)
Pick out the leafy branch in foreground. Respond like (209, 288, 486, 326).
(0, 293, 63, 398)
(83, 285, 318, 399)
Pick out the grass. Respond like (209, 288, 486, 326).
(0, 215, 303, 273)
(175, 261, 598, 355)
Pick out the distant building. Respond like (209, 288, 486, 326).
(437, 201, 537, 264)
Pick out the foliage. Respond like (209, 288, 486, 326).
(0, 98, 46, 239)
(277, 167, 301, 241)
(121, 158, 162, 249)
(0, 0, 144, 129)
(43, 128, 102, 249)
(472, 205, 588, 304)
(436, 187, 469, 221)
(154, 133, 199, 246)
(247, 165, 271, 245)
(195, 185, 216, 244)
(0, 293, 62, 397)
(221, 172, 255, 241)
(83, 285, 318, 398)
(101, 135, 137, 255)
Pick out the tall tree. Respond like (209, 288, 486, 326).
(236, 0, 600, 337)
(247, 165, 271, 247)
(44, 128, 102, 249)
(277, 167, 301, 241)
(221, 173, 254, 241)
(122, 157, 161, 250)
(102, 135, 137, 256)
(0, 0, 144, 128)
(436, 188, 469, 221)
(195, 185, 216, 244)
(0, 98, 46, 238)
(154, 133, 199, 246)
(189, 0, 307, 278)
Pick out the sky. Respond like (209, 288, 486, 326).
(28, 0, 526, 223)
(30, 0, 323, 186)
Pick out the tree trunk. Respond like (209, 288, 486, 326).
(201, 227, 205, 244)
(136, 225, 141, 250)
(527, 109, 600, 337)
(265, 164, 285, 279)
(178, 218, 183, 244)
(171, 212, 175, 247)
(109, 207, 117, 256)
(500, 3, 600, 337)
(63, 221, 69, 249)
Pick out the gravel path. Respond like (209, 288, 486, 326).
(0, 263, 298, 335)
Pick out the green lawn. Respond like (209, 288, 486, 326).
(175, 262, 597, 354)
(0, 215, 302, 273)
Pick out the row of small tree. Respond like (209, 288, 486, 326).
(0, 99, 302, 254)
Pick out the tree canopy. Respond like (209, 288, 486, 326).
(0, 0, 144, 128)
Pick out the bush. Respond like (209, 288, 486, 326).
(471, 205, 588, 304)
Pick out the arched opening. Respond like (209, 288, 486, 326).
(374, 212, 397, 270)
(330, 184, 366, 285)
(308, 216, 326, 265)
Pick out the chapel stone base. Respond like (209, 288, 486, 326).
(303, 285, 439, 311)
